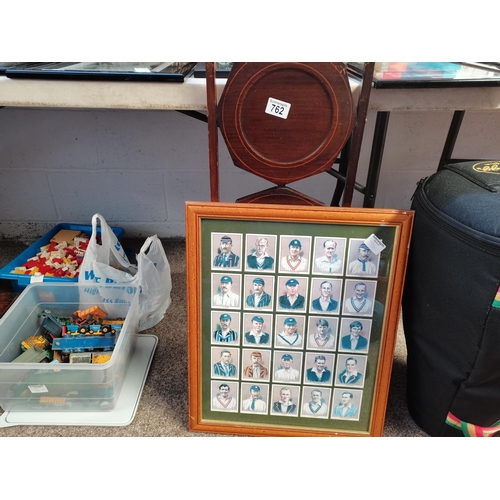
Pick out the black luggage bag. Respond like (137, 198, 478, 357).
(403, 160, 500, 437)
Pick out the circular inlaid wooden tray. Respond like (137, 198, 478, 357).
(217, 62, 355, 185)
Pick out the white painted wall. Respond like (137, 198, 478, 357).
(1, 106, 499, 239)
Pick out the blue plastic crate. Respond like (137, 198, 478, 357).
(0, 223, 125, 292)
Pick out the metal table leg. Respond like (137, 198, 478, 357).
(438, 110, 465, 170)
(363, 111, 390, 208)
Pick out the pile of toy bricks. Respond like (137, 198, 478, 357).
(10, 229, 92, 279)
(12, 305, 124, 365)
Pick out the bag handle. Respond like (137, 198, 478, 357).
(446, 412, 500, 437)
(90, 213, 114, 245)
(139, 235, 156, 255)
(89, 213, 135, 271)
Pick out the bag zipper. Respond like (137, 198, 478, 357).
(411, 177, 427, 201)
(414, 178, 500, 256)
(443, 164, 499, 193)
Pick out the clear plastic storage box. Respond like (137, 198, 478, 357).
(0, 283, 139, 412)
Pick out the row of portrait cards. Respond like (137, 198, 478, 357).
(211, 382, 363, 421)
(212, 233, 385, 277)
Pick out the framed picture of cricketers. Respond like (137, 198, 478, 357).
(186, 201, 414, 437)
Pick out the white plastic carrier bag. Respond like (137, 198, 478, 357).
(78, 213, 172, 331)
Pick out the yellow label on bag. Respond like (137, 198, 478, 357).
(472, 161, 500, 174)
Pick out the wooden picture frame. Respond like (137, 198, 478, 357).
(186, 202, 414, 436)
